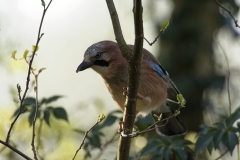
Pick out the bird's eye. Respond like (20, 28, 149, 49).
(94, 52, 102, 59)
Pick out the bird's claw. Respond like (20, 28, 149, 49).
(120, 131, 138, 138)
(118, 121, 138, 137)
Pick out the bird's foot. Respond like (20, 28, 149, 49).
(118, 121, 138, 137)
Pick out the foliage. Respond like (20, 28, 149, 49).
(195, 107, 240, 155)
(138, 136, 193, 160)
(136, 107, 240, 159)
(74, 110, 122, 159)
(12, 95, 68, 126)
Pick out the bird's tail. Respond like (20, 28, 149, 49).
(151, 107, 187, 136)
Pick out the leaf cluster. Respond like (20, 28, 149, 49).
(195, 107, 240, 155)
(138, 136, 193, 160)
(74, 110, 122, 159)
(13, 95, 68, 126)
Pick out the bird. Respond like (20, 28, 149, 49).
(76, 40, 186, 136)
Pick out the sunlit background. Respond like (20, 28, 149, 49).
(0, 0, 240, 159)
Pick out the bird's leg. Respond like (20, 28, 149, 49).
(123, 87, 151, 104)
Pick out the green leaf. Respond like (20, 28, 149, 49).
(162, 147, 172, 160)
(195, 135, 213, 153)
(196, 124, 211, 136)
(52, 107, 68, 122)
(73, 129, 85, 134)
(32, 45, 39, 52)
(158, 135, 172, 145)
(11, 50, 17, 60)
(99, 115, 117, 128)
(139, 139, 161, 156)
(176, 94, 186, 106)
(41, 95, 63, 105)
(214, 122, 226, 130)
(41, 0, 45, 6)
(176, 147, 188, 160)
(23, 50, 29, 62)
(237, 122, 240, 131)
(222, 131, 238, 155)
(28, 110, 40, 126)
(23, 97, 36, 106)
(213, 130, 225, 149)
(207, 140, 214, 154)
(44, 110, 51, 126)
(12, 105, 29, 117)
(150, 155, 162, 160)
(38, 67, 46, 74)
(161, 20, 169, 31)
(225, 108, 240, 127)
(88, 134, 101, 148)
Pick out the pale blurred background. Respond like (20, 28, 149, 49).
(0, 0, 240, 159)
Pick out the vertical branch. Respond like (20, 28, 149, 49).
(217, 42, 231, 115)
(105, 0, 143, 159)
(36, 117, 44, 160)
(5, 0, 53, 143)
(31, 73, 39, 160)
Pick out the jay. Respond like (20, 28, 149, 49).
(76, 40, 186, 136)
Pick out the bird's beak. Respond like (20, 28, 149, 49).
(76, 61, 93, 73)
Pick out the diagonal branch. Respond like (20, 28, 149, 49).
(72, 114, 105, 160)
(214, 0, 240, 28)
(0, 140, 32, 160)
(105, 0, 132, 60)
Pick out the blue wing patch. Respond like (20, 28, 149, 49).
(147, 61, 180, 95)
(147, 61, 169, 80)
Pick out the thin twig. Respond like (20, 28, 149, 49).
(238, 143, 240, 160)
(72, 115, 104, 160)
(0, 140, 32, 160)
(120, 103, 183, 138)
(92, 131, 119, 160)
(213, 0, 240, 28)
(5, 0, 53, 143)
(143, 29, 164, 46)
(217, 42, 231, 115)
(36, 116, 44, 160)
(215, 149, 228, 160)
(31, 73, 39, 160)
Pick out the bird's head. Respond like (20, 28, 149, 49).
(76, 41, 123, 77)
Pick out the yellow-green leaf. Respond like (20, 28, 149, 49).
(11, 50, 17, 60)
(153, 114, 158, 119)
(23, 50, 29, 62)
(161, 20, 169, 31)
(98, 113, 105, 122)
(41, 0, 45, 6)
(177, 94, 186, 107)
(34, 86, 37, 92)
(32, 45, 39, 52)
(174, 110, 180, 117)
(158, 113, 162, 121)
(38, 67, 46, 74)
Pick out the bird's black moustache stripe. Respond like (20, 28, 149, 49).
(94, 60, 109, 67)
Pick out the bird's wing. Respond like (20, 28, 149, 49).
(147, 60, 180, 103)
(128, 45, 180, 103)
